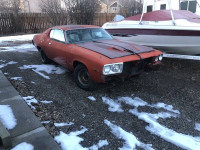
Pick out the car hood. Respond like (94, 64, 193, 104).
(76, 39, 154, 59)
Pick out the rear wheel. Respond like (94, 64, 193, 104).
(40, 50, 50, 64)
(74, 64, 97, 91)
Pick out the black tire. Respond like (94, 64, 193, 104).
(40, 50, 50, 64)
(74, 64, 97, 91)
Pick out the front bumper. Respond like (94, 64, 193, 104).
(101, 57, 161, 82)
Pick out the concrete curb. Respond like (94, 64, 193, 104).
(0, 122, 11, 148)
(0, 70, 61, 150)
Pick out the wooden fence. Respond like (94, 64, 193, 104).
(0, 13, 116, 36)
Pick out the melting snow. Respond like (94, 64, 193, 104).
(118, 96, 147, 108)
(40, 100, 53, 104)
(10, 77, 23, 81)
(163, 53, 200, 61)
(103, 96, 200, 150)
(0, 34, 36, 43)
(41, 121, 50, 124)
(0, 44, 36, 53)
(19, 64, 67, 79)
(105, 120, 154, 150)
(0, 61, 18, 69)
(54, 122, 74, 127)
(129, 108, 200, 150)
(89, 140, 109, 150)
(149, 102, 180, 114)
(22, 96, 38, 109)
(55, 126, 109, 150)
(88, 96, 96, 101)
(195, 123, 200, 132)
(55, 126, 88, 150)
(0, 105, 17, 130)
(102, 97, 123, 112)
(11, 142, 34, 150)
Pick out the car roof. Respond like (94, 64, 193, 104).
(51, 25, 100, 31)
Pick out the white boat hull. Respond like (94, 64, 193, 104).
(114, 35, 200, 55)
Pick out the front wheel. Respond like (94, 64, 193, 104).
(74, 64, 97, 91)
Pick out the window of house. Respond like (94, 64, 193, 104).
(50, 29, 65, 43)
(112, 7, 117, 11)
(147, 5, 153, 12)
(181, 1, 197, 13)
(160, 4, 166, 10)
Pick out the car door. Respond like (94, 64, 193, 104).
(47, 29, 69, 67)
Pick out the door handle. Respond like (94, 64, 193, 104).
(49, 43, 52, 45)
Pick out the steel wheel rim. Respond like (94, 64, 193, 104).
(78, 68, 90, 87)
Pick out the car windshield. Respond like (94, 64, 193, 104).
(65, 28, 113, 44)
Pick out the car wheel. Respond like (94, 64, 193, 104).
(74, 64, 97, 91)
(40, 50, 50, 64)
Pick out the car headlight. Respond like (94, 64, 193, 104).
(159, 54, 163, 61)
(155, 56, 159, 62)
(103, 62, 123, 75)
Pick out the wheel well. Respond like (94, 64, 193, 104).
(73, 61, 86, 69)
(37, 46, 41, 52)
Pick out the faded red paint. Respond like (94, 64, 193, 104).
(33, 25, 163, 83)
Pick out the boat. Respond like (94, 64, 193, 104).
(102, 10, 200, 55)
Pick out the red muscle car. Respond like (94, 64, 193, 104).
(33, 25, 163, 90)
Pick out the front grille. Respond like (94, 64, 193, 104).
(122, 57, 153, 76)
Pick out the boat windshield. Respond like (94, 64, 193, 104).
(65, 28, 113, 44)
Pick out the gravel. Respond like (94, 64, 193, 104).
(0, 49, 200, 150)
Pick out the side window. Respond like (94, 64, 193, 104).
(50, 30, 54, 39)
(51, 29, 65, 43)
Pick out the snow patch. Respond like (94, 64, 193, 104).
(102, 97, 123, 112)
(11, 77, 23, 81)
(22, 96, 38, 109)
(105, 120, 154, 150)
(0, 44, 36, 53)
(163, 53, 200, 61)
(19, 64, 67, 79)
(0, 105, 17, 130)
(0, 61, 18, 69)
(40, 100, 53, 104)
(41, 121, 50, 124)
(11, 142, 34, 150)
(195, 123, 200, 132)
(118, 97, 147, 108)
(89, 140, 109, 150)
(55, 126, 88, 150)
(0, 34, 36, 42)
(150, 102, 180, 114)
(88, 96, 96, 101)
(54, 122, 74, 127)
(129, 108, 200, 150)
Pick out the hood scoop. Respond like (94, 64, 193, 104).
(108, 47, 126, 53)
(76, 40, 154, 59)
